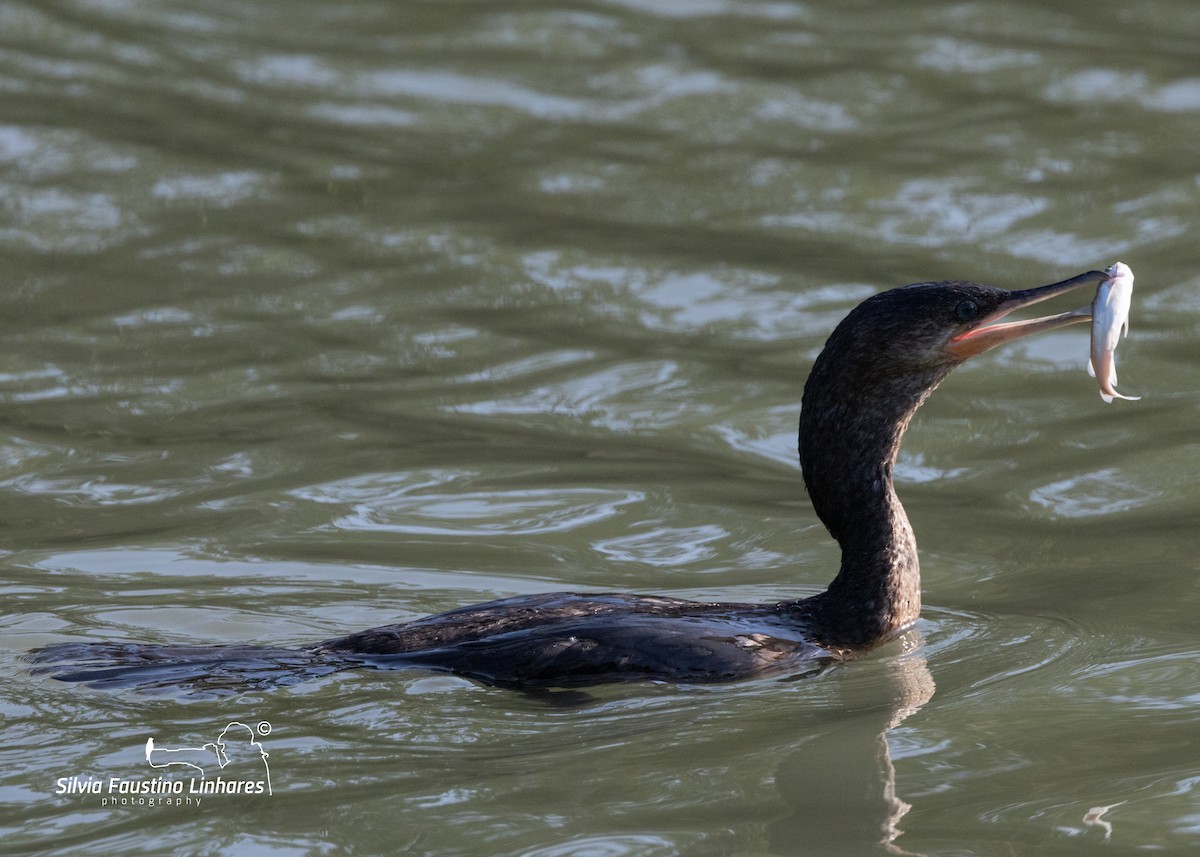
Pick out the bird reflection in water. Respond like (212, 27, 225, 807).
(770, 637, 935, 856)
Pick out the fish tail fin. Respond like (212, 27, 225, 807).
(26, 641, 348, 697)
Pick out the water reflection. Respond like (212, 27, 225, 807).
(770, 642, 935, 856)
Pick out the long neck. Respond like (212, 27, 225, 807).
(796, 346, 951, 649)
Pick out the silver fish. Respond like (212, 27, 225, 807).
(1087, 261, 1140, 403)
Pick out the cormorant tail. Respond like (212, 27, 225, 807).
(26, 641, 349, 698)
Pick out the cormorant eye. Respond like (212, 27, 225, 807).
(955, 299, 980, 321)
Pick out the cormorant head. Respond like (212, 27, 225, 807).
(820, 271, 1108, 382)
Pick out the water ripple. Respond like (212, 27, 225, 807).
(152, 170, 276, 208)
(292, 470, 644, 536)
(1027, 468, 1161, 518)
(517, 834, 682, 857)
(593, 524, 727, 566)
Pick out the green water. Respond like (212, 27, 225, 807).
(2, 1, 1198, 854)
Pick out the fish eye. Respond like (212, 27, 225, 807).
(955, 299, 980, 321)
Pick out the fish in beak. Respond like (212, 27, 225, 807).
(1087, 262, 1140, 403)
(946, 270, 1107, 360)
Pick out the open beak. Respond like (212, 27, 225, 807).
(946, 270, 1107, 359)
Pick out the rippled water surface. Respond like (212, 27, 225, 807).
(2, 1, 1199, 854)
